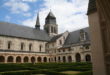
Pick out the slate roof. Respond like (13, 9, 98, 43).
(46, 11, 56, 19)
(49, 34, 63, 42)
(63, 27, 90, 47)
(0, 22, 50, 41)
(87, 0, 97, 15)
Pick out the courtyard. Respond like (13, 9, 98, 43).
(0, 62, 92, 75)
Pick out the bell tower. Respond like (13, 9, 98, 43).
(44, 11, 58, 37)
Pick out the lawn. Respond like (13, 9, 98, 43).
(0, 62, 92, 75)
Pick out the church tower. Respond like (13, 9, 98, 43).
(35, 13, 40, 29)
(44, 11, 58, 37)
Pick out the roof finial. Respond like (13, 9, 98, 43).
(35, 12, 40, 29)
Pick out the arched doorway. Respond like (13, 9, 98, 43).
(0, 56, 5, 63)
(85, 54, 91, 62)
(63, 56, 66, 62)
(16, 56, 21, 63)
(37, 57, 41, 63)
(24, 56, 29, 63)
(58, 56, 60, 62)
(54, 57, 56, 62)
(49, 58, 50, 62)
(75, 53, 81, 62)
(7, 56, 13, 63)
(68, 56, 72, 62)
(44, 57, 47, 62)
(31, 57, 36, 63)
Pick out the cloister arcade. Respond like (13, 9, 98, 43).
(0, 53, 91, 63)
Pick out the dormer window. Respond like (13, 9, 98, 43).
(59, 40, 62, 45)
(80, 29, 86, 41)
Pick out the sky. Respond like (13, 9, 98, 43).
(0, 0, 89, 33)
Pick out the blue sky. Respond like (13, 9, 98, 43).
(0, 0, 89, 33)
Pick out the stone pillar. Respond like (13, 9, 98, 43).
(13, 56, 16, 63)
(5, 56, 8, 63)
(21, 57, 23, 63)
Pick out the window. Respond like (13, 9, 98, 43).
(63, 49, 65, 52)
(59, 40, 62, 45)
(39, 45, 42, 52)
(85, 45, 89, 49)
(0, 40, 2, 48)
(8, 41, 12, 49)
(21, 42, 25, 50)
(29, 43, 32, 51)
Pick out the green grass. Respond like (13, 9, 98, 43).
(0, 62, 92, 75)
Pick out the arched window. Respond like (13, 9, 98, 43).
(29, 43, 32, 51)
(0, 56, 5, 62)
(7, 56, 13, 62)
(58, 56, 60, 62)
(39, 45, 42, 52)
(37, 57, 42, 62)
(59, 40, 62, 45)
(85, 54, 91, 62)
(21, 42, 25, 50)
(31, 57, 36, 63)
(63, 56, 66, 62)
(54, 27, 56, 33)
(16, 56, 21, 63)
(44, 57, 47, 62)
(24, 56, 29, 63)
(7, 41, 12, 49)
(68, 56, 72, 62)
(51, 26, 54, 33)
(75, 53, 81, 62)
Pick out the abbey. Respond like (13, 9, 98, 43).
(0, 11, 91, 63)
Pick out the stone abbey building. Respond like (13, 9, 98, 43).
(0, 11, 91, 63)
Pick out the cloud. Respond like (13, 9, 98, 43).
(4, 0, 30, 14)
(5, 15, 11, 21)
(22, 0, 89, 33)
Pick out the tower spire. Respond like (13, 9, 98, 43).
(35, 12, 40, 29)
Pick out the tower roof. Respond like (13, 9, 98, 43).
(35, 12, 40, 29)
(46, 11, 56, 19)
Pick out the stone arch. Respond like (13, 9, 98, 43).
(58, 56, 60, 62)
(37, 57, 42, 63)
(0, 56, 5, 62)
(68, 56, 72, 62)
(16, 56, 21, 63)
(7, 56, 13, 62)
(24, 56, 29, 63)
(62, 56, 66, 62)
(75, 53, 81, 62)
(31, 57, 36, 63)
(85, 54, 91, 62)
(44, 57, 47, 62)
